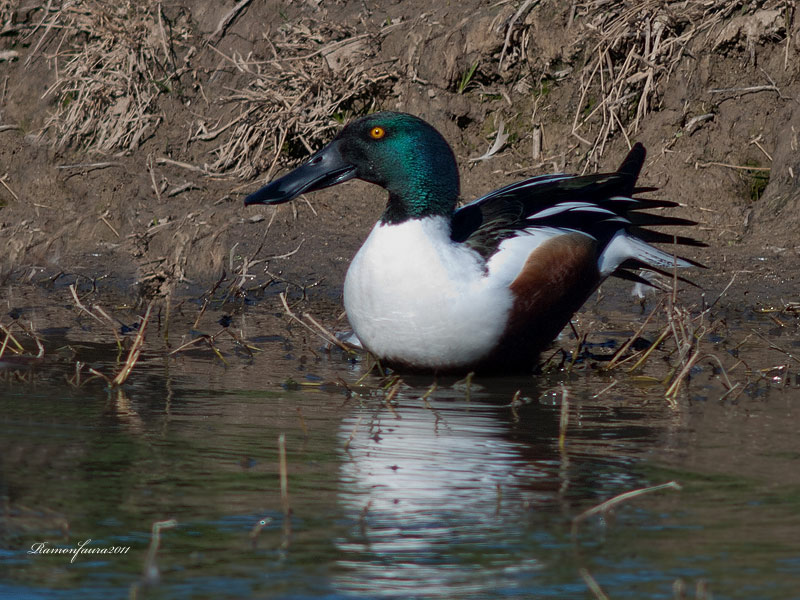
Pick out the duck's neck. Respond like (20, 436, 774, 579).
(380, 190, 458, 225)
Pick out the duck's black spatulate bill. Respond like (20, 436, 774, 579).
(244, 139, 357, 205)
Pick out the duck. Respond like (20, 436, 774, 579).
(244, 111, 702, 374)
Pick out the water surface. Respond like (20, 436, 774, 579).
(1, 294, 799, 599)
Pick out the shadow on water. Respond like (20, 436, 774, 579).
(1, 298, 800, 599)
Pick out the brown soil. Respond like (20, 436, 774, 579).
(0, 0, 798, 323)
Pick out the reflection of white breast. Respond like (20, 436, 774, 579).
(334, 395, 550, 596)
(342, 217, 513, 369)
(339, 408, 521, 513)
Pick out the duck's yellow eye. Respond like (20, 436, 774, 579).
(369, 126, 385, 139)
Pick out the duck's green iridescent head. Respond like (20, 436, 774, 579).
(244, 112, 461, 223)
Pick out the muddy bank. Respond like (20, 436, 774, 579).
(0, 0, 797, 313)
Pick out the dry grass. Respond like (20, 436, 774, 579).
(590, 275, 754, 406)
(567, 0, 787, 168)
(0, 0, 18, 35)
(38, 1, 190, 153)
(22, 5, 400, 177)
(18, 0, 788, 180)
(0, 319, 43, 363)
(203, 18, 400, 179)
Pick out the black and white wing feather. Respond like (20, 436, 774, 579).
(450, 143, 704, 284)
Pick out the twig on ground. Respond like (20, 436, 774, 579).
(208, 0, 253, 45)
(57, 162, 121, 171)
(498, 0, 537, 72)
(155, 157, 209, 174)
(695, 161, 771, 172)
(0, 174, 19, 201)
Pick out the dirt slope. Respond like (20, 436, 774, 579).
(0, 1, 798, 308)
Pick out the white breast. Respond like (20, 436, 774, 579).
(343, 217, 514, 370)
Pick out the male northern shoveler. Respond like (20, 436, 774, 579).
(245, 112, 701, 373)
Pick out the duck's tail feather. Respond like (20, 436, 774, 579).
(606, 145, 704, 288)
(598, 231, 701, 279)
(617, 143, 646, 196)
(626, 213, 698, 228)
(611, 266, 698, 289)
(630, 227, 707, 248)
(605, 195, 679, 210)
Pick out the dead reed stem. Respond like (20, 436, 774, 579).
(625, 325, 670, 372)
(384, 378, 402, 419)
(249, 516, 273, 547)
(69, 283, 104, 324)
(461, 371, 474, 402)
(421, 380, 438, 402)
(278, 433, 291, 547)
(605, 298, 664, 370)
(279, 433, 290, 515)
(112, 302, 153, 387)
(580, 568, 610, 600)
(0, 323, 24, 356)
(0, 320, 44, 360)
(558, 386, 569, 452)
(343, 416, 363, 453)
(141, 518, 178, 585)
(572, 480, 682, 537)
(279, 291, 350, 351)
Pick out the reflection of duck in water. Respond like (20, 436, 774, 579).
(335, 393, 556, 595)
(331, 385, 669, 597)
(246, 112, 701, 373)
